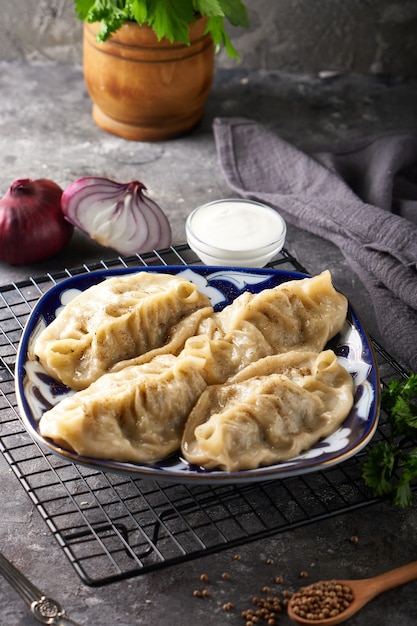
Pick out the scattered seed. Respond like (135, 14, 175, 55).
(350, 535, 359, 544)
(240, 589, 286, 625)
(193, 554, 337, 624)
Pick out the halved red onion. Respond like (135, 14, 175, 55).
(61, 177, 172, 255)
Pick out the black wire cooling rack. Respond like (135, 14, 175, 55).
(0, 244, 412, 587)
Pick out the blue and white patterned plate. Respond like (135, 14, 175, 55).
(15, 266, 380, 484)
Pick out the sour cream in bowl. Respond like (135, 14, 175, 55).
(186, 199, 287, 267)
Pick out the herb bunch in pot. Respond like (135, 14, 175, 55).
(75, 0, 250, 141)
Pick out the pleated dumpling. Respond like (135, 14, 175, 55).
(180, 315, 273, 385)
(34, 272, 212, 389)
(213, 270, 347, 355)
(181, 350, 355, 471)
(180, 270, 348, 386)
(39, 353, 208, 463)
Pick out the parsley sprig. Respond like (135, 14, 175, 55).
(362, 373, 417, 507)
(75, 0, 249, 58)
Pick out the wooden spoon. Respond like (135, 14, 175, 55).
(287, 559, 417, 625)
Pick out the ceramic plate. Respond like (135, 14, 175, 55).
(15, 266, 380, 484)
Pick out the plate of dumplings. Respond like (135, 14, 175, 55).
(15, 266, 380, 484)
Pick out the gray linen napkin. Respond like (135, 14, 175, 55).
(213, 117, 417, 370)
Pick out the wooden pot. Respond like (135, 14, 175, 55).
(83, 18, 215, 141)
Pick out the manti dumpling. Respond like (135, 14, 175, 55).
(181, 350, 355, 471)
(39, 354, 208, 463)
(181, 270, 348, 385)
(34, 272, 212, 389)
(211, 270, 348, 355)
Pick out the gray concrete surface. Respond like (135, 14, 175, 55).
(0, 60, 416, 625)
(1, 0, 417, 75)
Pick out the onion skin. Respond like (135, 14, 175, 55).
(0, 178, 74, 265)
(61, 177, 172, 255)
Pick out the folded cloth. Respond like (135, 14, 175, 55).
(213, 117, 417, 370)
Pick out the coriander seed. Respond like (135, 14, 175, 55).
(290, 580, 354, 621)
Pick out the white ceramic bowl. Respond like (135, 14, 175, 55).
(186, 199, 287, 267)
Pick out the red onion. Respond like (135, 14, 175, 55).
(0, 178, 73, 265)
(61, 177, 172, 255)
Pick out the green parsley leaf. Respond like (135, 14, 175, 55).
(206, 15, 239, 59)
(382, 375, 417, 433)
(361, 442, 396, 497)
(76, 0, 130, 41)
(75, 0, 95, 21)
(127, 0, 148, 24)
(146, 0, 196, 44)
(362, 373, 417, 507)
(193, 0, 225, 17)
(394, 450, 417, 507)
(218, 0, 249, 27)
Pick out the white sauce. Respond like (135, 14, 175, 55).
(189, 200, 285, 252)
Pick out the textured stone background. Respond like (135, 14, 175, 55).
(0, 0, 416, 75)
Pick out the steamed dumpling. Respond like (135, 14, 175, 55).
(180, 319, 272, 385)
(39, 354, 208, 463)
(181, 270, 348, 385)
(181, 350, 355, 471)
(212, 270, 348, 355)
(34, 272, 211, 389)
